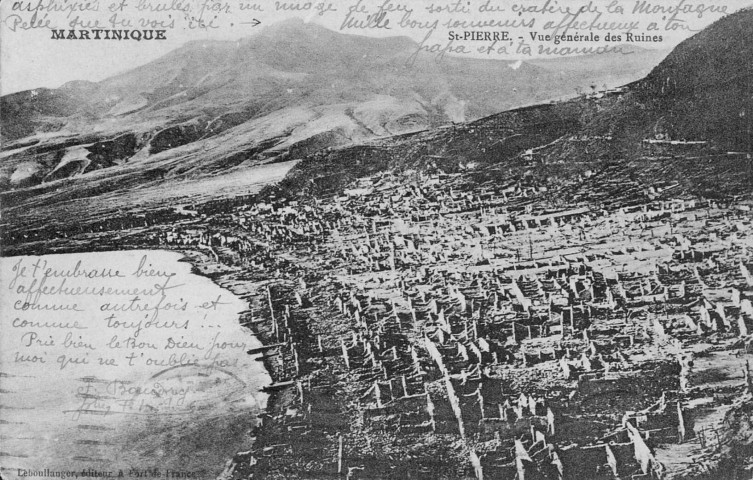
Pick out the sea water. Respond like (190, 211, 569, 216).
(0, 250, 270, 480)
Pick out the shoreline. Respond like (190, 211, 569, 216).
(0, 245, 284, 480)
(174, 248, 285, 480)
(5, 187, 753, 479)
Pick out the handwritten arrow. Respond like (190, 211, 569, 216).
(240, 19, 261, 27)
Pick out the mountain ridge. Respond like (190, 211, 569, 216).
(1, 20, 667, 192)
(265, 8, 753, 203)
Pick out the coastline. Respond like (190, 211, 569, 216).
(6, 196, 753, 478)
(0, 244, 282, 480)
(174, 247, 288, 480)
(7, 191, 753, 479)
(0, 247, 276, 480)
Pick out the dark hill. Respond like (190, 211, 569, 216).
(267, 8, 753, 203)
(635, 8, 753, 150)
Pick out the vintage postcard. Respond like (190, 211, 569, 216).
(1, 0, 752, 479)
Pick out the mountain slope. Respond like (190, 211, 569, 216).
(1, 19, 666, 193)
(267, 8, 753, 203)
(635, 9, 753, 150)
(9, 13, 745, 250)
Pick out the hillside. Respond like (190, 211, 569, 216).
(267, 9, 753, 203)
(4, 9, 752, 251)
(635, 9, 753, 150)
(0, 19, 666, 194)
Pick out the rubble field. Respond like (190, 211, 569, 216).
(46, 149, 748, 480)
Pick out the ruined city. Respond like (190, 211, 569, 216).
(2, 5, 753, 480)
(141, 149, 753, 479)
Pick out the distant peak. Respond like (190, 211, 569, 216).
(257, 17, 328, 36)
(59, 80, 97, 90)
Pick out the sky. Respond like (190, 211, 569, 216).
(1, 0, 751, 95)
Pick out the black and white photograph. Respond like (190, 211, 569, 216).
(1, 1, 752, 478)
